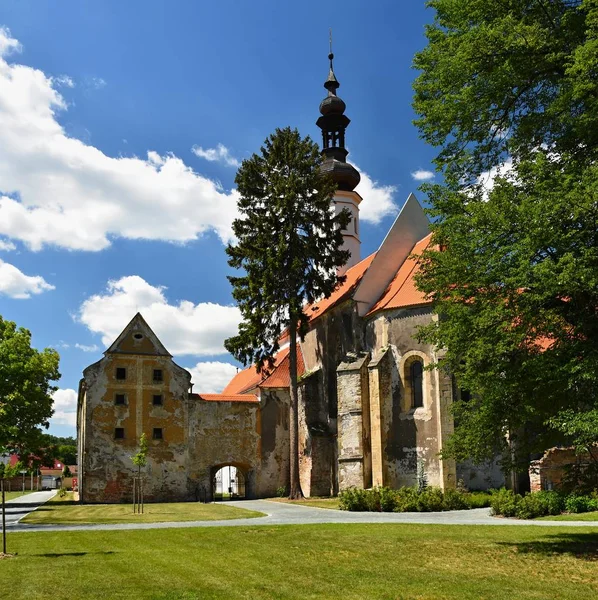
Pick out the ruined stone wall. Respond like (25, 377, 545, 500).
(79, 353, 192, 503)
(365, 308, 456, 490)
(529, 447, 594, 492)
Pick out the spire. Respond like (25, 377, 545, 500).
(316, 35, 360, 192)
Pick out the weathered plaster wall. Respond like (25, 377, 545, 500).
(80, 351, 192, 503)
(366, 309, 456, 490)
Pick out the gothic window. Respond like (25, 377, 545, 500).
(411, 360, 424, 409)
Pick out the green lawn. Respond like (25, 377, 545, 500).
(2, 524, 598, 599)
(22, 493, 264, 525)
(270, 497, 340, 510)
(2, 490, 34, 501)
(538, 511, 598, 522)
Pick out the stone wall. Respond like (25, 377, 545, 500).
(529, 447, 595, 492)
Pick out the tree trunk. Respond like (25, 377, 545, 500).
(288, 323, 304, 499)
(1, 478, 6, 555)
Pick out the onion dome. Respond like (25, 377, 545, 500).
(315, 49, 360, 192)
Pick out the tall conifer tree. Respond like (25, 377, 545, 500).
(225, 127, 350, 499)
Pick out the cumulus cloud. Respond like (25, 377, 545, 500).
(192, 143, 240, 168)
(186, 361, 239, 393)
(53, 74, 74, 88)
(0, 239, 15, 251)
(0, 28, 239, 251)
(0, 26, 20, 56)
(411, 169, 435, 182)
(77, 275, 241, 356)
(354, 165, 398, 224)
(74, 343, 100, 353)
(0, 259, 54, 298)
(51, 388, 78, 427)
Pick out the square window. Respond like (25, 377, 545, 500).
(152, 428, 163, 440)
(116, 367, 127, 381)
(152, 394, 163, 406)
(114, 427, 125, 440)
(153, 369, 163, 383)
(114, 393, 126, 406)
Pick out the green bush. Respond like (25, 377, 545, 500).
(394, 487, 420, 512)
(275, 486, 287, 498)
(490, 488, 522, 517)
(379, 487, 397, 512)
(417, 487, 445, 512)
(464, 491, 494, 509)
(565, 494, 593, 514)
(339, 487, 370, 511)
(443, 488, 469, 510)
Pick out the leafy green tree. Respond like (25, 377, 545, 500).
(225, 127, 350, 499)
(412, 0, 598, 472)
(0, 316, 60, 458)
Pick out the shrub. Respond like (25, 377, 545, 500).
(275, 486, 287, 498)
(379, 487, 397, 512)
(394, 487, 420, 512)
(58, 487, 68, 498)
(565, 494, 593, 514)
(465, 491, 494, 509)
(339, 487, 370, 511)
(417, 487, 445, 512)
(443, 488, 469, 510)
(490, 488, 521, 517)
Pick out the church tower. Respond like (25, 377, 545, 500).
(316, 45, 362, 274)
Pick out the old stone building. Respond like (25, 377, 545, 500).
(77, 51, 505, 502)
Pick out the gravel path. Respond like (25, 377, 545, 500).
(6, 498, 598, 533)
(3, 490, 56, 527)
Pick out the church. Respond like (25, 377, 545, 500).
(76, 52, 505, 503)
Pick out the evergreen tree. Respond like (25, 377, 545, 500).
(412, 0, 598, 473)
(225, 127, 350, 499)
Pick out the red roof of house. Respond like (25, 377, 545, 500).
(194, 393, 259, 403)
(260, 345, 305, 388)
(367, 234, 433, 315)
(306, 252, 377, 323)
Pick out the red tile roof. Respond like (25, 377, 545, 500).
(260, 345, 305, 388)
(221, 345, 303, 394)
(305, 252, 377, 323)
(367, 234, 433, 315)
(194, 393, 259, 403)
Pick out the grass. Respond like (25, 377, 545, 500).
(21, 493, 265, 525)
(2, 524, 598, 599)
(269, 497, 340, 510)
(537, 511, 598, 522)
(2, 491, 34, 502)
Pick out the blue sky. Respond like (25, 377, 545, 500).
(0, 0, 438, 437)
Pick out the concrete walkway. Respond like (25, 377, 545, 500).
(7, 498, 598, 533)
(3, 490, 56, 527)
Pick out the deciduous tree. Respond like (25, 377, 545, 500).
(412, 0, 598, 472)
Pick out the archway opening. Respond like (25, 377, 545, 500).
(213, 465, 246, 501)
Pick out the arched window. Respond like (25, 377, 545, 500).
(411, 360, 424, 408)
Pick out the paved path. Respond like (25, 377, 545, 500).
(3, 490, 56, 527)
(7, 498, 598, 533)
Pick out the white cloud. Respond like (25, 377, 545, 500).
(0, 28, 240, 251)
(0, 27, 21, 57)
(51, 388, 78, 427)
(0, 259, 54, 298)
(74, 343, 100, 353)
(411, 169, 435, 182)
(478, 158, 514, 195)
(354, 165, 398, 224)
(53, 74, 74, 88)
(0, 239, 15, 251)
(187, 361, 238, 393)
(77, 275, 241, 356)
(192, 143, 240, 168)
